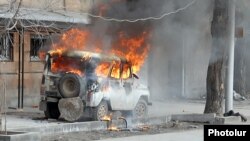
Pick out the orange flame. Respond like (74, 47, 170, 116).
(95, 62, 111, 77)
(111, 31, 150, 74)
(101, 114, 121, 131)
(101, 115, 112, 121)
(50, 55, 84, 76)
(108, 125, 120, 131)
(39, 28, 150, 78)
(66, 70, 83, 76)
(52, 28, 90, 53)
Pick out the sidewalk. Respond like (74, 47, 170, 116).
(2, 99, 250, 131)
(2, 107, 59, 130)
(149, 99, 250, 119)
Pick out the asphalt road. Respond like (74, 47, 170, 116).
(94, 129, 203, 141)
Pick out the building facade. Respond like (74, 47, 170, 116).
(0, 0, 93, 108)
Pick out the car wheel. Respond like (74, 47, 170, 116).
(58, 97, 84, 122)
(92, 101, 109, 121)
(44, 102, 60, 119)
(133, 99, 148, 118)
(58, 73, 85, 98)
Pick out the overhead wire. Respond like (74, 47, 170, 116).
(84, 0, 197, 22)
(0, 0, 197, 32)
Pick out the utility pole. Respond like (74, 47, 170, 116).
(182, 34, 186, 98)
(0, 67, 7, 134)
(0, 64, 3, 132)
(225, 0, 235, 112)
(0, 88, 2, 132)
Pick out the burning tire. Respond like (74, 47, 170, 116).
(58, 73, 85, 98)
(133, 99, 148, 118)
(44, 102, 60, 119)
(92, 101, 109, 121)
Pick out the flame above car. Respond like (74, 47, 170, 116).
(40, 28, 150, 77)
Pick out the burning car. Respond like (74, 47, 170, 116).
(39, 50, 151, 121)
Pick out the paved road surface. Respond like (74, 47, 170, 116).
(99, 129, 203, 141)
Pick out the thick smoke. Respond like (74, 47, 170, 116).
(234, 0, 250, 98)
(148, 0, 213, 100)
(90, 0, 214, 100)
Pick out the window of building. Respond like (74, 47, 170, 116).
(30, 35, 49, 61)
(0, 33, 14, 61)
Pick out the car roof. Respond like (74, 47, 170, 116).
(48, 50, 128, 63)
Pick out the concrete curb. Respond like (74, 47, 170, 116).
(171, 113, 216, 123)
(171, 113, 245, 124)
(11, 121, 107, 135)
(10, 116, 170, 135)
(213, 116, 243, 124)
(131, 116, 171, 126)
(0, 131, 40, 141)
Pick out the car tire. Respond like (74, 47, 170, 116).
(44, 102, 60, 119)
(132, 99, 148, 118)
(58, 97, 84, 122)
(58, 73, 85, 98)
(92, 101, 109, 121)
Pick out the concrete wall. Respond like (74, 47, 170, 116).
(0, 32, 45, 107)
(0, 32, 19, 107)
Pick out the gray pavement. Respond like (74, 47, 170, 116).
(99, 129, 203, 141)
(3, 99, 250, 131)
(3, 99, 202, 130)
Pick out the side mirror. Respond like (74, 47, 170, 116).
(132, 73, 139, 79)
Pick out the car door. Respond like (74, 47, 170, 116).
(121, 63, 136, 109)
(108, 61, 127, 110)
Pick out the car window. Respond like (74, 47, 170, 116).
(50, 56, 85, 76)
(110, 62, 120, 79)
(122, 63, 131, 79)
(95, 62, 111, 77)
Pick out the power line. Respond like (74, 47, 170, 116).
(0, 0, 197, 32)
(85, 0, 197, 22)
